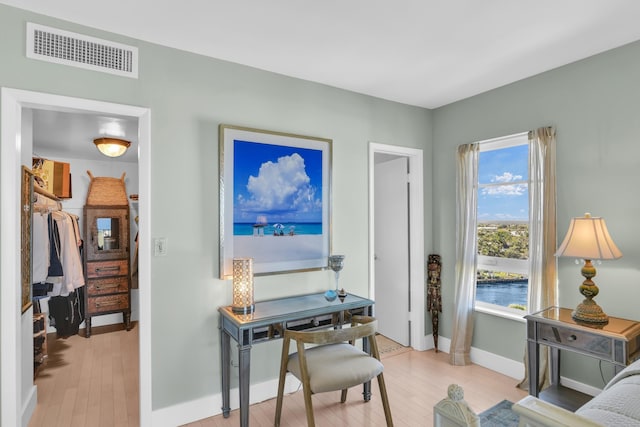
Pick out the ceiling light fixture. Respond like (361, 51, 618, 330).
(93, 137, 131, 158)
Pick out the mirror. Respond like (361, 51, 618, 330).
(96, 217, 120, 250)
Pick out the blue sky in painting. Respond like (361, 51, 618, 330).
(478, 144, 529, 222)
(233, 140, 323, 224)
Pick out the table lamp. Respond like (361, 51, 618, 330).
(232, 257, 255, 314)
(555, 213, 622, 324)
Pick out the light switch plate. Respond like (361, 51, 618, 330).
(154, 237, 168, 256)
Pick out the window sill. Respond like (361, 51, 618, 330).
(474, 303, 527, 323)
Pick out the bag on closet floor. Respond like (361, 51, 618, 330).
(48, 290, 83, 337)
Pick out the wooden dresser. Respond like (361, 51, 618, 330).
(83, 173, 131, 338)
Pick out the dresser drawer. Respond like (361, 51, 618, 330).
(87, 276, 129, 296)
(538, 323, 612, 359)
(86, 259, 128, 278)
(87, 294, 129, 314)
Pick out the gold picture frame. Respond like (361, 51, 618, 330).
(219, 125, 332, 279)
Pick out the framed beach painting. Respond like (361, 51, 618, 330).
(219, 125, 332, 279)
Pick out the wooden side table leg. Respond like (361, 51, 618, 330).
(124, 311, 132, 331)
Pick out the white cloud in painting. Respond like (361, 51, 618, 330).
(236, 153, 320, 218)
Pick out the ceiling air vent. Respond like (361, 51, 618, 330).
(26, 22, 138, 78)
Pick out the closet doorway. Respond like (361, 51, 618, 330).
(0, 88, 151, 427)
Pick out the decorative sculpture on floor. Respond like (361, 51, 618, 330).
(427, 254, 442, 352)
(433, 384, 480, 427)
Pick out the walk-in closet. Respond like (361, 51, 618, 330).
(26, 108, 140, 426)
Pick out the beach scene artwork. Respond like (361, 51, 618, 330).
(228, 136, 329, 275)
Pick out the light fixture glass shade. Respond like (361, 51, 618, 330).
(556, 213, 622, 325)
(232, 258, 254, 314)
(93, 137, 131, 158)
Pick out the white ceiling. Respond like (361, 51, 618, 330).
(31, 109, 139, 163)
(8, 0, 640, 162)
(4, 0, 640, 109)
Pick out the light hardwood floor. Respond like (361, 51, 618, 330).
(28, 323, 139, 427)
(29, 327, 527, 426)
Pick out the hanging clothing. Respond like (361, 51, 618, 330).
(32, 212, 50, 283)
(50, 211, 85, 296)
(47, 213, 64, 277)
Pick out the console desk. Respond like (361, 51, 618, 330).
(525, 306, 640, 410)
(219, 292, 374, 427)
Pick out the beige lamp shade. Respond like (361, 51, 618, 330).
(555, 213, 622, 260)
(232, 258, 255, 314)
(556, 212, 622, 324)
(93, 137, 131, 158)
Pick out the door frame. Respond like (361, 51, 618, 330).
(368, 142, 426, 350)
(1, 88, 152, 427)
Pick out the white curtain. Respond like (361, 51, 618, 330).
(450, 143, 479, 366)
(518, 126, 558, 390)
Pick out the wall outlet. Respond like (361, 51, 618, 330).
(154, 237, 168, 256)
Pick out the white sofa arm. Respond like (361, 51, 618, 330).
(513, 396, 603, 427)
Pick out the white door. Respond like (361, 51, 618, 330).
(374, 156, 410, 346)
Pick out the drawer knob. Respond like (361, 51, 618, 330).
(568, 334, 577, 342)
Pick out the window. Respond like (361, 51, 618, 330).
(475, 134, 529, 313)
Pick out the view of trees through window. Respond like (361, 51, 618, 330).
(475, 137, 529, 310)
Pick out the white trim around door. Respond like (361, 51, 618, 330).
(368, 142, 427, 351)
(1, 88, 152, 427)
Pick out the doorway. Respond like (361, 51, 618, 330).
(1, 88, 151, 427)
(368, 143, 426, 350)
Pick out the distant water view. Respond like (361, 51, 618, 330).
(476, 280, 527, 307)
(234, 222, 322, 236)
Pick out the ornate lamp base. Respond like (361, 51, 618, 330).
(572, 299, 608, 324)
(571, 259, 609, 325)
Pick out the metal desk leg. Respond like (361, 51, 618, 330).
(238, 344, 251, 427)
(527, 339, 539, 397)
(221, 329, 231, 418)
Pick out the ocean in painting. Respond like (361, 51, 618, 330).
(233, 222, 322, 236)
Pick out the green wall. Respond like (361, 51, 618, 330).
(433, 39, 640, 386)
(0, 5, 432, 411)
(5, 1, 640, 416)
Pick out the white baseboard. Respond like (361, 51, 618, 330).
(561, 376, 600, 397)
(22, 384, 37, 427)
(151, 335, 599, 426)
(429, 335, 601, 396)
(150, 374, 301, 427)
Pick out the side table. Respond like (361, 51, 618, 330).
(525, 306, 640, 411)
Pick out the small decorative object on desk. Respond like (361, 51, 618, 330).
(325, 255, 345, 302)
(338, 288, 347, 302)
